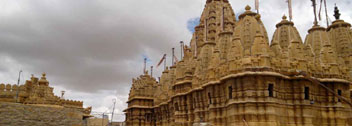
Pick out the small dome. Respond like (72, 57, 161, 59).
(234, 6, 269, 55)
(271, 15, 302, 53)
(38, 73, 49, 85)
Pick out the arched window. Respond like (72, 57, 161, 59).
(228, 86, 233, 99)
(193, 98, 196, 108)
(268, 84, 274, 97)
(208, 92, 212, 104)
(338, 89, 342, 102)
(304, 87, 310, 100)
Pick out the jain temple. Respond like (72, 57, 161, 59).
(125, 0, 352, 125)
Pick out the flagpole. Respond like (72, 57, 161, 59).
(324, 0, 329, 26)
(164, 54, 167, 70)
(287, 0, 293, 21)
(311, 0, 318, 25)
(172, 48, 175, 66)
(180, 41, 184, 61)
(156, 54, 166, 68)
(151, 66, 153, 77)
(144, 58, 147, 74)
(255, 0, 259, 14)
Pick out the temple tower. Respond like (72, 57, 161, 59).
(327, 6, 352, 77)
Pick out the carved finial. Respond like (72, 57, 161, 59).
(282, 15, 287, 20)
(255, 14, 261, 19)
(334, 4, 341, 20)
(41, 73, 47, 80)
(245, 5, 251, 11)
(31, 74, 34, 78)
(39, 72, 48, 85)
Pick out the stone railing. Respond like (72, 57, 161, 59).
(61, 99, 83, 108)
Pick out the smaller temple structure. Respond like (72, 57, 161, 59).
(0, 73, 91, 115)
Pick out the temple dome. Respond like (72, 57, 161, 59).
(304, 25, 331, 62)
(234, 5, 269, 56)
(327, 20, 352, 66)
(271, 15, 303, 54)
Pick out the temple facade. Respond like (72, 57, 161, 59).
(125, 0, 352, 125)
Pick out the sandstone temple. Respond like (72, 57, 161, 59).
(125, 0, 352, 125)
(0, 73, 92, 126)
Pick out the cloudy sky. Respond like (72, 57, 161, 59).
(0, 0, 351, 122)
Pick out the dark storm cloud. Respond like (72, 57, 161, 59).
(0, 0, 202, 93)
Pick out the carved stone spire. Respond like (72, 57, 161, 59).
(251, 31, 269, 56)
(194, 0, 236, 51)
(320, 43, 337, 64)
(288, 39, 304, 60)
(327, 6, 352, 74)
(235, 5, 269, 56)
(305, 24, 330, 64)
(272, 15, 302, 54)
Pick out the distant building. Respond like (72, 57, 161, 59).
(0, 73, 92, 125)
(125, 0, 352, 125)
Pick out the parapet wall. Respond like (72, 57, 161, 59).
(0, 84, 27, 102)
(0, 102, 85, 126)
(0, 83, 83, 108)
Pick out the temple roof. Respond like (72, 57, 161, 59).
(304, 25, 330, 62)
(234, 5, 269, 56)
(191, 0, 236, 52)
(271, 15, 303, 53)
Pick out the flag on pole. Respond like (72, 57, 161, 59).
(143, 58, 147, 74)
(324, 0, 329, 26)
(255, 0, 259, 13)
(318, 0, 323, 20)
(173, 54, 179, 63)
(287, 0, 293, 21)
(156, 54, 166, 68)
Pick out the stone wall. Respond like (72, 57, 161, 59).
(86, 118, 109, 126)
(0, 102, 85, 126)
